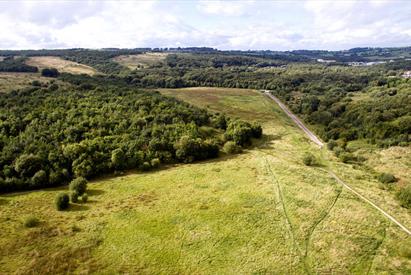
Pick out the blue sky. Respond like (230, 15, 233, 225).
(1, 0, 411, 50)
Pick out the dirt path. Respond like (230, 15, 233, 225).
(264, 91, 411, 237)
(264, 91, 324, 147)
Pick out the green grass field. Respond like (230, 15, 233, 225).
(1, 87, 410, 274)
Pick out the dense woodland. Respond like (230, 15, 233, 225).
(0, 81, 262, 192)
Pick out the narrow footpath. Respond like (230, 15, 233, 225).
(264, 90, 411, 237)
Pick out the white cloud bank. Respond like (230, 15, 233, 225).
(0, 0, 411, 50)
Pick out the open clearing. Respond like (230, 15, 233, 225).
(1, 87, 410, 274)
(113, 52, 168, 69)
(0, 72, 56, 93)
(26, 56, 97, 75)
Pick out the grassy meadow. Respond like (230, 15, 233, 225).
(1, 87, 410, 274)
(113, 53, 168, 70)
(0, 72, 66, 93)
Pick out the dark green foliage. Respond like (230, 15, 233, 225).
(396, 184, 411, 209)
(23, 216, 40, 228)
(55, 193, 70, 211)
(41, 68, 59, 77)
(251, 123, 263, 138)
(224, 120, 256, 146)
(31, 170, 47, 186)
(378, 173, 396, 184)
(141, 162, 151, 171)
(327, 140, 338, 150)
(151, 158, 160, 168)
(31, 80, 41, 87)
(70, 191, 79, 203)
(303, 153, 317, 166)
(0, 82, 261, 192)
(69, 177, 88, 196)
(81, 193, 88, 203)
(223, 141, 242, 154)
(0, 57, 38, 72)
(111, 148, 126, 170)
(14, 154, 43, 178)
(174, 136, 219, 163)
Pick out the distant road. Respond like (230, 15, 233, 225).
(264, 91, 324, 147)
(264, 90, 411, 237)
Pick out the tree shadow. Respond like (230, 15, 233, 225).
(68, 204, 90, 212)
(87, 189, 105, 196)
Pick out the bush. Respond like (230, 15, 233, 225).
(339, 152, 355, 163)
(378, 173, 396, 184)
(81, 193, 88, 203)
(31, 170, 47, 186)
(69, 177, 88, 196)
(55, 193, 70, 211)
(327, 140, 338, 150)
(150, 158, 160, 168)
(141, 162, 151, 171)
(70, 191, 79, 203)
(303, 153, 317, 166)
(23, 216, 40, 228)
(251, 123, 263, 138)
(41, 68, 59, 77)
(223, 141, 242, 154)
(396, 184, 411, 209)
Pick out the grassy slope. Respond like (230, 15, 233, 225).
(26, 56, 98, 75)
(113, 53, 168, 70)
(1, 87, 410, 274)
(0, 72, 66, 93)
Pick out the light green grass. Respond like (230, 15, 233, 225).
(1, 87, 410, 274)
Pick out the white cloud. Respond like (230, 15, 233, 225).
(197, 0, 254, 16)
(0, 0, 411, 50)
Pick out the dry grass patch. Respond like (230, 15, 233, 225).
(0, 72, 50, 92)
(26, 56, 97, 75)
(113, 52, 168, 70)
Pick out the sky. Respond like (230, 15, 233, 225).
(1, 0, 411, 51)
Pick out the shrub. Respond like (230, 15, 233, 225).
(378, 173, 396, 184)
(24, 216, 40, 228)
(251, 123, 263, 138)
(223, 141, 242, 154)
(31, 80, 41, 87)
(339, 152, 354, 163)
(81, 193, 88, 203)
(303, 153, 317, 166)
(31, 170, 47, 186)
(70, 191, 79, 203)
(141, 162, 151, 171)
(69, 177, 88, 196)
(55, 193, 70, 211)
(396, 184, 411, 209)
(151, 158, 160, 168)
(327, 140, 337, 150)
(41, 68, 59, 77)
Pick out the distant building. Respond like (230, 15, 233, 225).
(317, 59, 336, 63)
(348, 61, 386, 67)
(402, 71, 411, 78)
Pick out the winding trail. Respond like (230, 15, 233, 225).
(264, 90, 411, 237)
